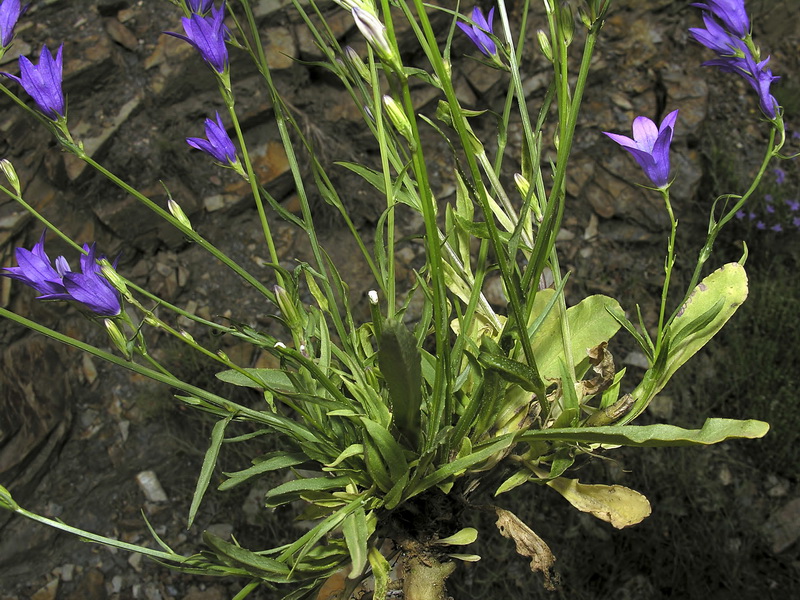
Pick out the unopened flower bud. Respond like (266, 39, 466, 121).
(383, 95, 414, 143)
(168, 198, 193, 231)
(560, 3, 575, 46)
(100, 262, 130, 298)
(0, 159, 20, 195)
(274, 341, 286, 349)
(217, 349, 230, 362)
(345, 45, 370, 80)
(536, 30, 553, 62)
(104, 318, 131, 359)
(368, 290, 379, 305)
(352, 8, 398, 69)
(514, 173, 530, 198)
(514, 173, 542, 222)
(0, 484, 19, 512)
(274, 284, 303, 331)
(179, 329, 196, 343)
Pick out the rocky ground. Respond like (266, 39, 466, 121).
(1, 0, 799, 599)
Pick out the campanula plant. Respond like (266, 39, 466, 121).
(0, 0, 791, 598)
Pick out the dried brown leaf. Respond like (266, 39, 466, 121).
(494, 507, 558, 591)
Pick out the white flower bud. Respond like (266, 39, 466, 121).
(352, 8, 397, 67)
(168, 198, 193, 231)
(0, 159, 20, 195)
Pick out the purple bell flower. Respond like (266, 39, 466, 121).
(690, 0, 779, 119)
(1, 234, 121, 316)
(689, 12, 746, 55)
(1, 231, 67, 296)
(457, 6, 497, 57)
(691, 0, 750, 38)
(0, 0, 27, 48)
(704, 52, 779, 118)
(165, 2, 227, 73)
(2, 44, 65, 119)
(57, 244, 122, 317)
(186, 111, 238, 164)
(603, 110, 679, 188)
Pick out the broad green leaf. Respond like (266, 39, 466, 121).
(432, 527, 478, 546)
(448, 554, 482, 562)
(378, 320, 422, 448)
(326, 444, 364, 468)
(342, 507, 369, 578)
(409, 434, 515, 498)
(518, 418, 769, 447)
(363, 437, 393, 492)
(203, 531, 292, 581)
(216, 368, 294, 391)
(189, 415, 232, 528)
(495, 469, 532, 496)
(384, 471, 409, 510)
(360, 417, 409, 482)
(265, 476, 352, 508)
(546, 478, 652, 529)
(659, 263, 748, 392)
(478, 348, 540, 392)
(368, 547, 391, 600)
(619, 263, 750, 424)
(529, 294, 623, 380)
(219, 452, 308, 491)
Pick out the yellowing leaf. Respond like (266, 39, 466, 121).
(432, 527, 478, 546)
(547, 477, 651, 529)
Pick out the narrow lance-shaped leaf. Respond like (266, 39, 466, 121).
(517, 418, 769, 447)
(378, 319, 422, 448)
(188, 415, 232, 528)
(341, 507, 370, 578)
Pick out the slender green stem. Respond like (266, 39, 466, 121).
(655, 188, 677, 356)
(0, 186, 243, 335)
(77, 153, 275, 302)
(13, 505, 187, 563)
(398, 73, 453, 443)
(0, 306, 308, 436)
(220, 85, 282, 274)
(412, 0, 545, 404)
(370, 48, 397, 316)
(669, 127, 778, 324)
(238, 0, 357, 349)
(0, 186, 83, 253)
